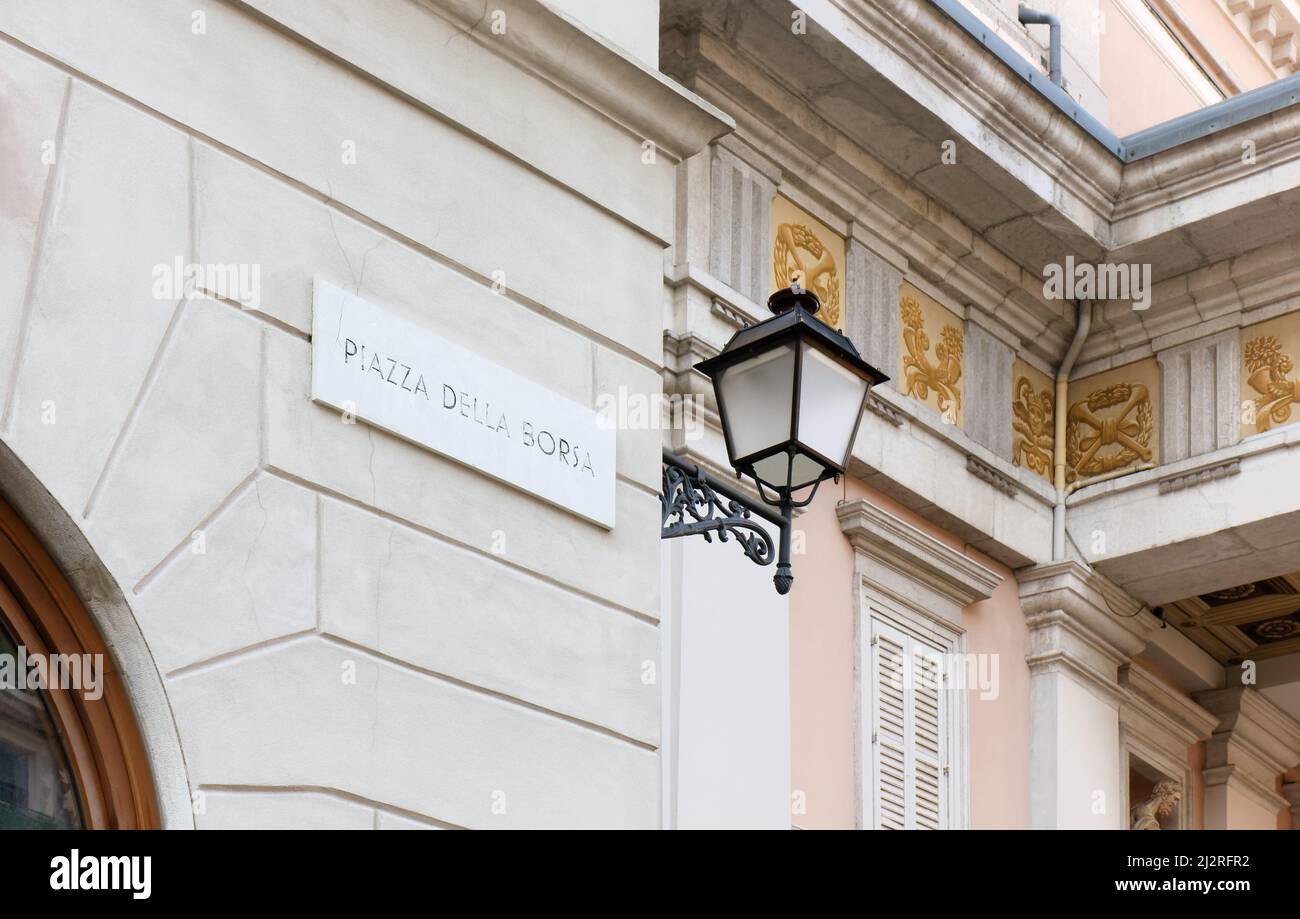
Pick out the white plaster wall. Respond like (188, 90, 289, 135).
(663, 537, 791, 829)
(0, 0, 712, 828)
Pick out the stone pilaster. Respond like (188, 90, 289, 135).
(964, 316, 1015, 460)
(1194, 686, 1300, 829)
(1018, 561, 1158, 828)
(1156, 328, 1239, 463)
(708, 144, 776, 304)
(843, 237, 903, 390)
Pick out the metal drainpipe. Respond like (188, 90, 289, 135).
(1019, 4, 1063, 86)
(1052, 300, 1091, 560)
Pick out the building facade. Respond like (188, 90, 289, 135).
(2, 0, 1300, 830)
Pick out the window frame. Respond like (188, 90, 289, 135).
(0, 496, 158, 829)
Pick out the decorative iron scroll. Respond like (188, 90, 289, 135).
(661, 457, 777, 567)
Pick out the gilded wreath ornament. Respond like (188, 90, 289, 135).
(1066, 382, 1153, 481)
(1011, 376, 1054, 478)
(1244, 334, 1299, 432)
(900, 295, 962, 420)
(773, 222, 841, 328)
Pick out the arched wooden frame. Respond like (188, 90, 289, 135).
(0, 496, 158, 828)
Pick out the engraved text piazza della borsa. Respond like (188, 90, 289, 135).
(341, 337, 597, 477)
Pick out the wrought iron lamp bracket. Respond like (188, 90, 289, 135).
(660, 449, 796, 594)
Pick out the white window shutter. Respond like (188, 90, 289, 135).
(871, 622, 907, 830)
(869, 616, 948, 829)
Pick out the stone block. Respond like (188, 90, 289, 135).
(133, 474, 316, 673)
(167, 637, 659, 828)
(319, 497, 658, 743)
(86, 298, 261, 582)
(6, 83, 187, 512)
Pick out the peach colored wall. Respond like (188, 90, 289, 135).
(788, 476, 1031, 829)
(1174, 0, 1277, 92)
(1100, 0, 1206, 135)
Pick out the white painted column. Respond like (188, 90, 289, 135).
(661, 535, 791, 829)
(1018, 562, 1156, 828)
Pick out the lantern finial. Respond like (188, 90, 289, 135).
(767, 281, 821, 316)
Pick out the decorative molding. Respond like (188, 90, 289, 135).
(1157, 458, 1240, 494)
(965, 454, 1015, 497)
(1243, 331, 1300, 432)
(1067, 381, 1155, 481)
(772, 213, 843, 329)
(1194, 685, 1300, 814)
(1012, 374, 1054, 480)
(1018, 561, 1156, 699)
(900, 292, 963, 425)
(1213, 0, 1299, 76)
(1120, 664, 1220, 746)
(837, 499, 1001, 613)
(864, 392, 905, 427)
(710, 298, 752, 329)
(439, 0, 734, 159)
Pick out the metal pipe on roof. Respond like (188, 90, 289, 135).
(1018, 5, 1062, 87)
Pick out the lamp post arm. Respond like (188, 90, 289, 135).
(660, 449, 795, 594)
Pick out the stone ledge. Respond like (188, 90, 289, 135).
(837, 498, 1002, 609)
(1157, 459, 1240, 495)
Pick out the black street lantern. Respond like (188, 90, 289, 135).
(696, 283, 888, 499)
(661, 282, 888, 595)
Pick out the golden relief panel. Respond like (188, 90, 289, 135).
(1241, 313, 1300, 437)
(1065, 360, 1159, 483)
(771, 195, 845, 330)
(1011, 360, 1054, 482)
(898, 282, 963, 427)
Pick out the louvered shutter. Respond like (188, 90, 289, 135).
(869, 616, 948, 829)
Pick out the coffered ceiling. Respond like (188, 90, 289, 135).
(1169, 573, 1300, 663)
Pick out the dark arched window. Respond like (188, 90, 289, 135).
(0, 618, 82, 828)
(0, 496, 158, 829)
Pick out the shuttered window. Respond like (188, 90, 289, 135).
(868, 615, 947, 830)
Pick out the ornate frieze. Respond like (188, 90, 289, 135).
(898, 283, 964, 427)
(1065, 360, 1160, 483)
(1240, 313, 1300, 438)
(966, 454, 1016, 497)
(1011, 360, 1054, 481)
(1156, 458, 1240, 495)
(1243, 332, 1299, 432)
(771, 195, 845, 330)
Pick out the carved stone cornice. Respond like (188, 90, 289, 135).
(436, 0, 734, 158)
(1018, 562, 1157, 700)
(1194, 686, 1300, 814)
(864, 393, 905, 427)
(1156, 459, 1240, 494)
(966, 455, 1016, 497)
(1119, 663, 1219, 758)
(836, 498, 1001, 614)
